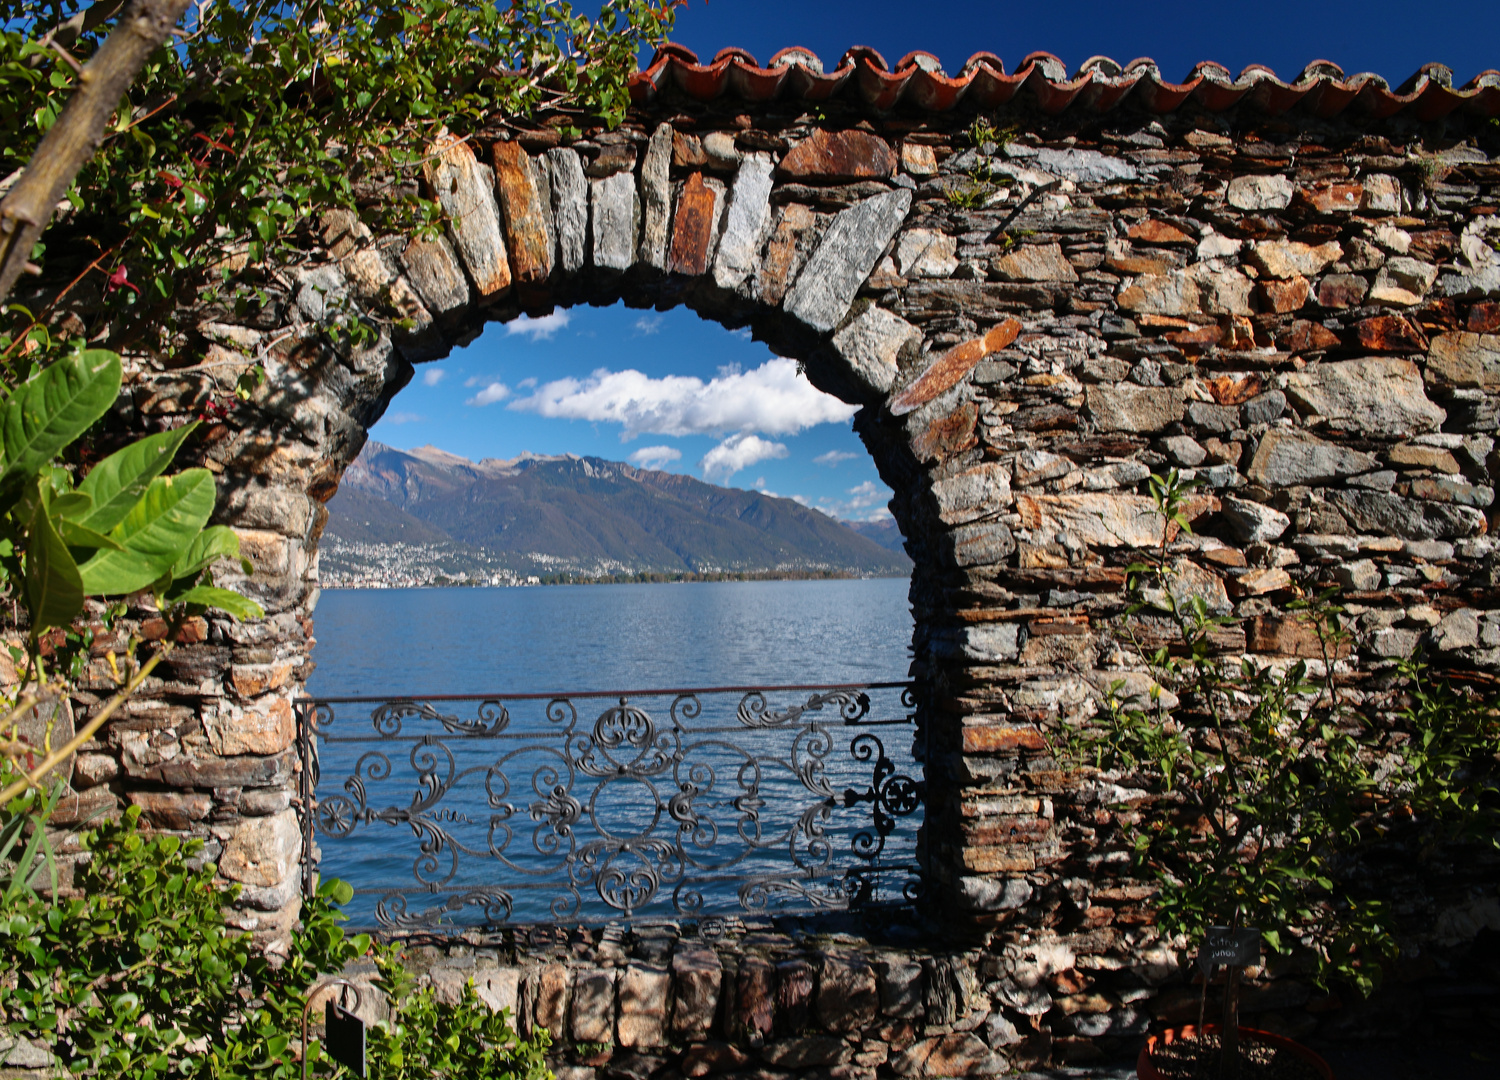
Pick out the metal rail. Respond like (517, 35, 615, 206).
(295, 682, 924, 931)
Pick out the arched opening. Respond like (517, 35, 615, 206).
(299, 295, 928, 929)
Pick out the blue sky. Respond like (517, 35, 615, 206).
(370, 303, 893, 521)
(663, 0, 1499, 85)
(370, 1, 1499, 521)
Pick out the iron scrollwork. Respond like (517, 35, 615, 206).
(298, 684, 922, 930)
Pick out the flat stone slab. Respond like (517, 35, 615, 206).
(785, 188, 912, 333)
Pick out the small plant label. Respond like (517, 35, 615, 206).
(325, 1001, 367, 1078)
(1198, 927, 1262, 976)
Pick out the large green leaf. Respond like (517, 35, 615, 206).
(0, 350, 122, 489)
(78, 470, 217, 597)
(169, 525, 244, 582)
(166, 586, 263, 621)
(77, 422, 199, 534)
(24, 498, 84, 637)
(57, 518, 125, 553)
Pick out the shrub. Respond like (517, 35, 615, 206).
(0, 793, 550, 1078)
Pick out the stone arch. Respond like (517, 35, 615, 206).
(45, 63, 1500, 1052)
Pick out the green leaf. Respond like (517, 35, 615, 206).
(78, 422, 199, 534)
(0, 350, 122, 490)
(78, 470, 217, 596)
(57, 518, 125, 553)
(167, 586, 262, 621)
(48, 491, 91, 520)
(169, 525, 242, 582)
(24, 497, 84, 637)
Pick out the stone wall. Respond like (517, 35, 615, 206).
(12, 51, 1500, 1071)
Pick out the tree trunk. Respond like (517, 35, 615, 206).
(0, 0, 193, 305)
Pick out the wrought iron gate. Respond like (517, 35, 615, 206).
(295, 683, 924, 930)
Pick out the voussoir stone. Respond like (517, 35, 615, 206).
(638, 122, 673, 270)
(779, 128, 897, 181)
(713, 153, 776, 290)
(400, 231, 470, 319)
(830, 305, 921, 396)
(491, 141, 553, 287)
(785, 188, 912, 333)
(1283, 357, 1445, 437)
(590, 171, 640, 271)
(1246, 429, 1380, 486)
(545, 147, 589, 273)
(1427, 331, 1500, 387)
(669, 173, 726, 277)
(422, 132, 510, 297)
(755, 203, 817, 306)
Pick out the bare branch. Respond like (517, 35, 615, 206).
(0, 0, 194, 305)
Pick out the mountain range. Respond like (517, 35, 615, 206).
(321, 442, 911, 583)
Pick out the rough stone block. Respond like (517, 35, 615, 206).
(779, 129, 896, 181)
(591, 172, 640, 271)
(491, 141, 553, 286)
(638, 123, 673, 270)
(668, 174, 725, 276)
(774, 958, 814, 1035)
(874, 955, 925, 1018)
(1085, 384, 1184, 433)
(830, 306, 920, 397)
(220, 808, 299, 888)
(570, 969, 617, 1044)
(543, 147, 588, 274)
(755, 203, 818, 306)
(815, 952, 878, 1033)
(670, 949, 722, 1039)
(713, 154, 776, 290)
(534, 963, 571, 1039)
(422, 132, 510, 297)
(785, 189, 912, 332)
(617, 964, 670, 1048)
(731, 955, 774, 1047)
(1283, 357, 1445, 437)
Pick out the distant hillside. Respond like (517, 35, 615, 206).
(322, 442, 911, 582)
(847, 518, 908, 555)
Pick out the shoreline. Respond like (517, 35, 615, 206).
(321, 568, 911, 589)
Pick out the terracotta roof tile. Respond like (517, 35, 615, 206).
(629, 46, 1500, 120)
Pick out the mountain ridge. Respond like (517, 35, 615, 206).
(323, 441, 910, 583)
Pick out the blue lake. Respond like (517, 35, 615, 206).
(305, 579, 921, 928)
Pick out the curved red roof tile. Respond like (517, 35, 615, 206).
(628, 46, 1500, 119)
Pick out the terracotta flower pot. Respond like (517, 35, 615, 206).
(1136, 1023, 1334, 1080)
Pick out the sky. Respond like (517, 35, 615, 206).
(368, 303, 894, 522)
(369, 1, 1500, 522)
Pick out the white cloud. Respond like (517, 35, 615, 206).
(813, 450, 858, 467)
(517, 377, 537, 390)
(731, 327, 752, 340)
(463, 375, 485, 387)
(633, 314, 662, 336)
(421, 368, 445, 387)
(385, 411, 424, 425)
(505, 311, 571, 341)
(818, 480, 894, 522)
(701, 434, 788, 484)
(629, 445, 682, 469)
(509, 358, 856, 439)
(466, 382, 510, 406)
(791, 494, 811, 507)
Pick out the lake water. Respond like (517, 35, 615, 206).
(306, 579, 920, 928)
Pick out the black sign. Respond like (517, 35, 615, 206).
(325, 1001, 367, 1078)
(1197, 927, 1262, 977)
